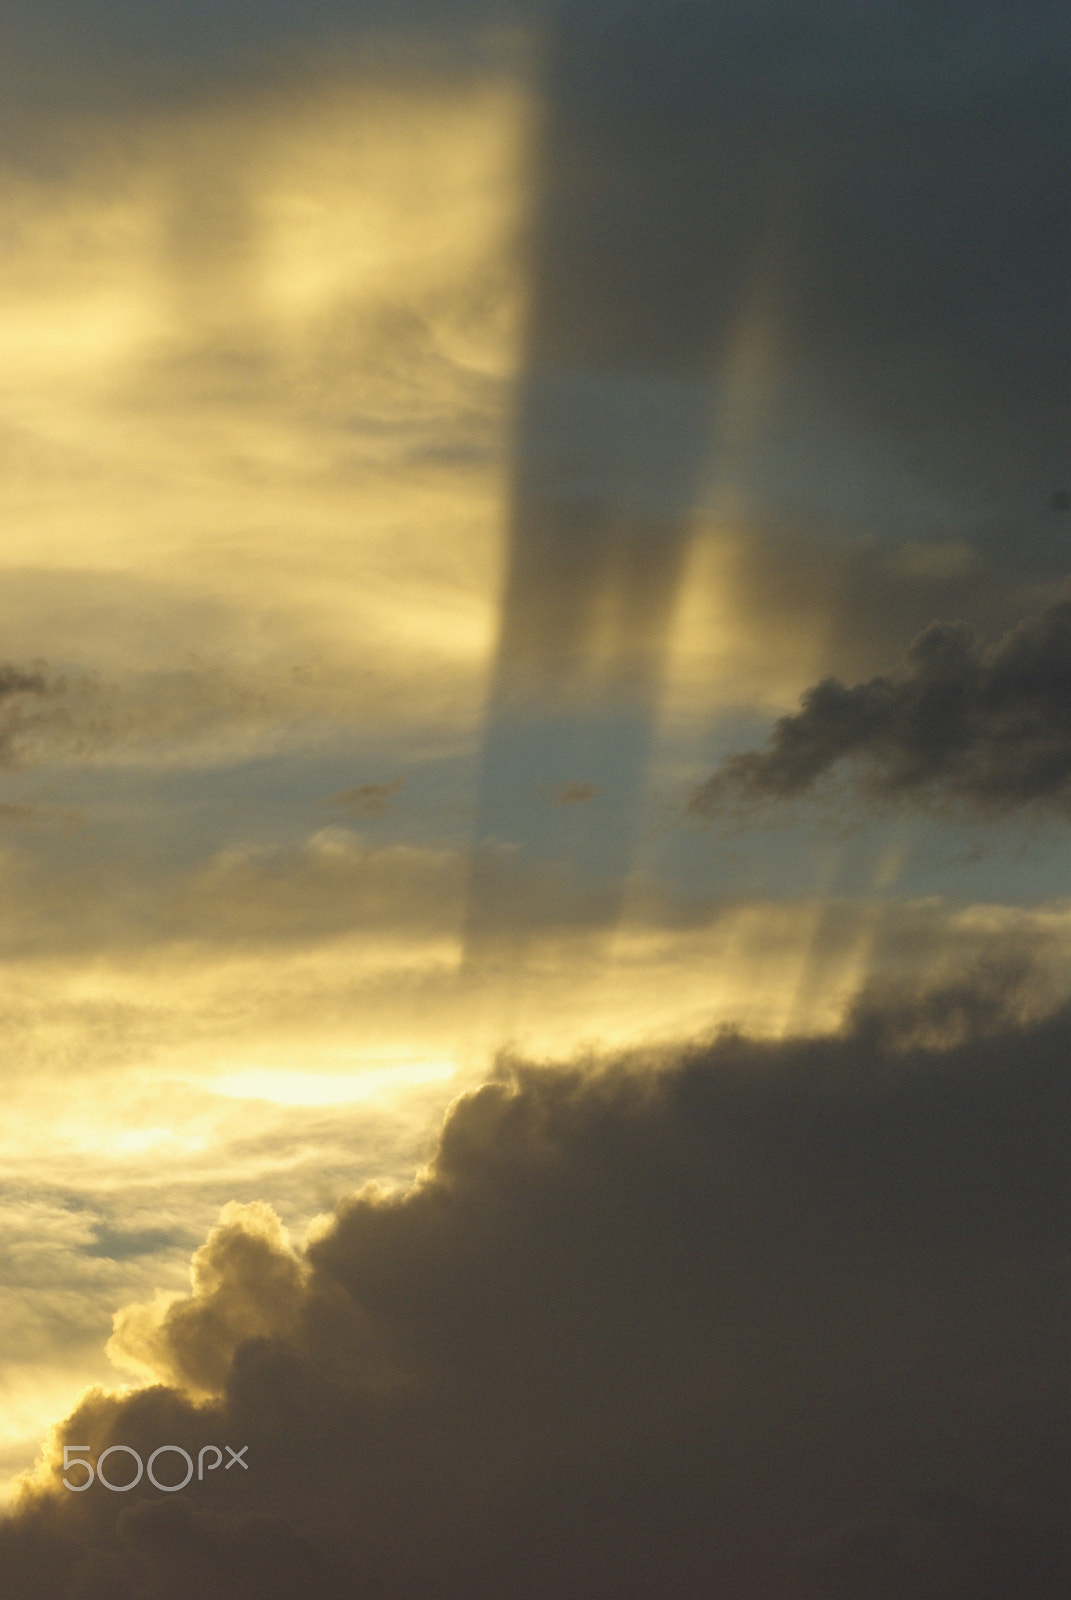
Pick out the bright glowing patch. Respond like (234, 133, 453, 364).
(207, 1059, 457, 1106)
(56, 1125, 210, 1159)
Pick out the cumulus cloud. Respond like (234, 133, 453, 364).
(692, 598, 1071, 816)
(107, 1204, 307, 1399)
(4, 975, 1069, 1597)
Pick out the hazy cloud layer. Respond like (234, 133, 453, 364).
(692, 598, 1071, 816)
(0, 74, 526, 785)
(4, 975, 1069, 1597)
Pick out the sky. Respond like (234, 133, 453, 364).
(0, 1, 1068, 1594)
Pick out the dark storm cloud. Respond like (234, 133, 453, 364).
(5, 973, 1069, 1597)
(692, 597, 1071, 816)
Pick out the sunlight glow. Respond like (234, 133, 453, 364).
(207, 1060, 458, 1107)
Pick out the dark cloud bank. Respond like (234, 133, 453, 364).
(4, 975, 1069, 1598)
(693, 597, 1071, 816)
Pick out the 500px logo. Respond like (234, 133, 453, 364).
(61, 1444, 249, 1492)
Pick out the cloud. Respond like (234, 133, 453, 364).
(0, 648, 318, 775)
(0, 665, 46, 697)
(327, 777, 404, 815)
(783, 1489, 1064, 1600)
(1, 8, 1070, 1591)
(108, 1204, 307, 1398)
(552, 780, 597, 804)
(0, 656, 283, 772)
(691, 597, 1071, 816)
(0, 831, 464, 958)
(4, 974, 1069, 1597)
(0, 71, 529, 777)
(0, 661, 67, 767)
